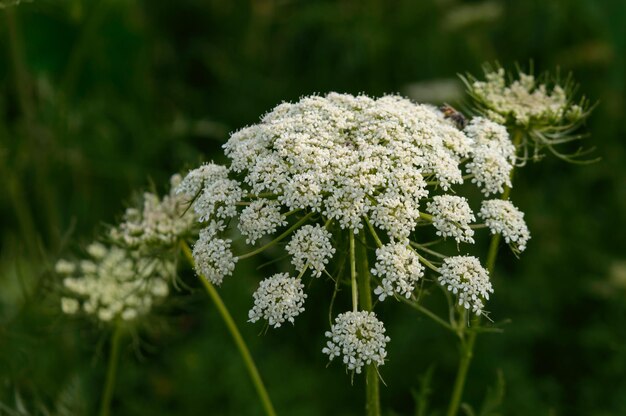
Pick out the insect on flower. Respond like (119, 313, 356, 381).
(439, 104, 468, 130)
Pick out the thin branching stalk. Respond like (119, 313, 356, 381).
(99, 325, 123, 416)
(357, 231, 380, 416)
(349, 232, 358, 313)
(181, 242, 277, 416)
(409, 241, 447, 259)
(238, 212, 315, 260)
(399, 297, 454, 332)
(364, 217, 383, 248)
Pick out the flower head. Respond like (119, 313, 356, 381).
(248, 273, 307, 327)
(426, 195, 475, 243)
(238, 199, 287, 244)
(372, 242, 424, 300)
(479, 199, 530, 252)
(192, 226, 237, 285)
(222, 93, 472, 236)
(438, 256, 493, 315)
(322, 311, 390, 374)
(176, 162, 243, 221)
(468, 68, 577, 126)
(285, 224, 335, 277)
(56, 242, 171, 323)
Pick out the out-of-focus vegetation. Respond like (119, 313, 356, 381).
(1, 1, 625, 415)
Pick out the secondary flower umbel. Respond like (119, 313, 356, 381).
(57, 242, 171, 323)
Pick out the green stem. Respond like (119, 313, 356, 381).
(418, 212, 434, 222)
(485, 233, 502, 274)
(399, 297, 454, 332)
(182, 243, 277, 416)
(238, 211, 314, 260)
(349, 232, 358, 312)
(413, 250, 440, 273)
(99, 325, 123, 416)
(357, 231, 380, 416)
(409, 241, 446, 259)
(364, 217, 383, 248)
(446, 130, 523, 416)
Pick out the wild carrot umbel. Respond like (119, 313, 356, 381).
(173, 73, 593, 413)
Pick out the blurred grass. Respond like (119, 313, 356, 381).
(1, 0, 625, 415)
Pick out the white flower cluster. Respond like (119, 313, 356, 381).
(56, 243, 171, 322)
(322, 311, 390, 374)
(248, 273, 307, 327)
(176, 162, 244, 222)
(372, 242, 424, 300)
(426, 195, 475, 243)
(470, 68, 580, 126)
(465, 117, 515, 195)
(223, 93, 473, 238)
(479, 199, 531, 252)
(238, 199, 287, 244)
(192, 226, 237, 285)
(285, 224, 335, 277)
(110, 174, 197, 248)
(174, 92, 532, 371)
(438, 256, 493, 315)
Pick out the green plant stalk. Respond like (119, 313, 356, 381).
(350, 232, 358, 312)
(99, 325, 123, 416)
(238, 212, 314, 260)
(182, 242, 277, 416)
(357, 232, 381, 416)
(446, 131, 523, 416)
(399, 297, 454, 332)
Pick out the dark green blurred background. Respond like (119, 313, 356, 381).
(1, 0, 625, 415)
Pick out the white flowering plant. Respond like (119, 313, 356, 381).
(55, 65, 593, 416)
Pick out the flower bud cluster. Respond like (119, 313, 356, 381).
(469, 68, 581, 126)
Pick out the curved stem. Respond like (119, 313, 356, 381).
(364, 217, 383, 248)
(238, 211, 314, 260)
(357, 232, 380, 416)
(182, 243, 277, 416)
(446, 130, 523, 416)
(99, 325, 123, 416)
